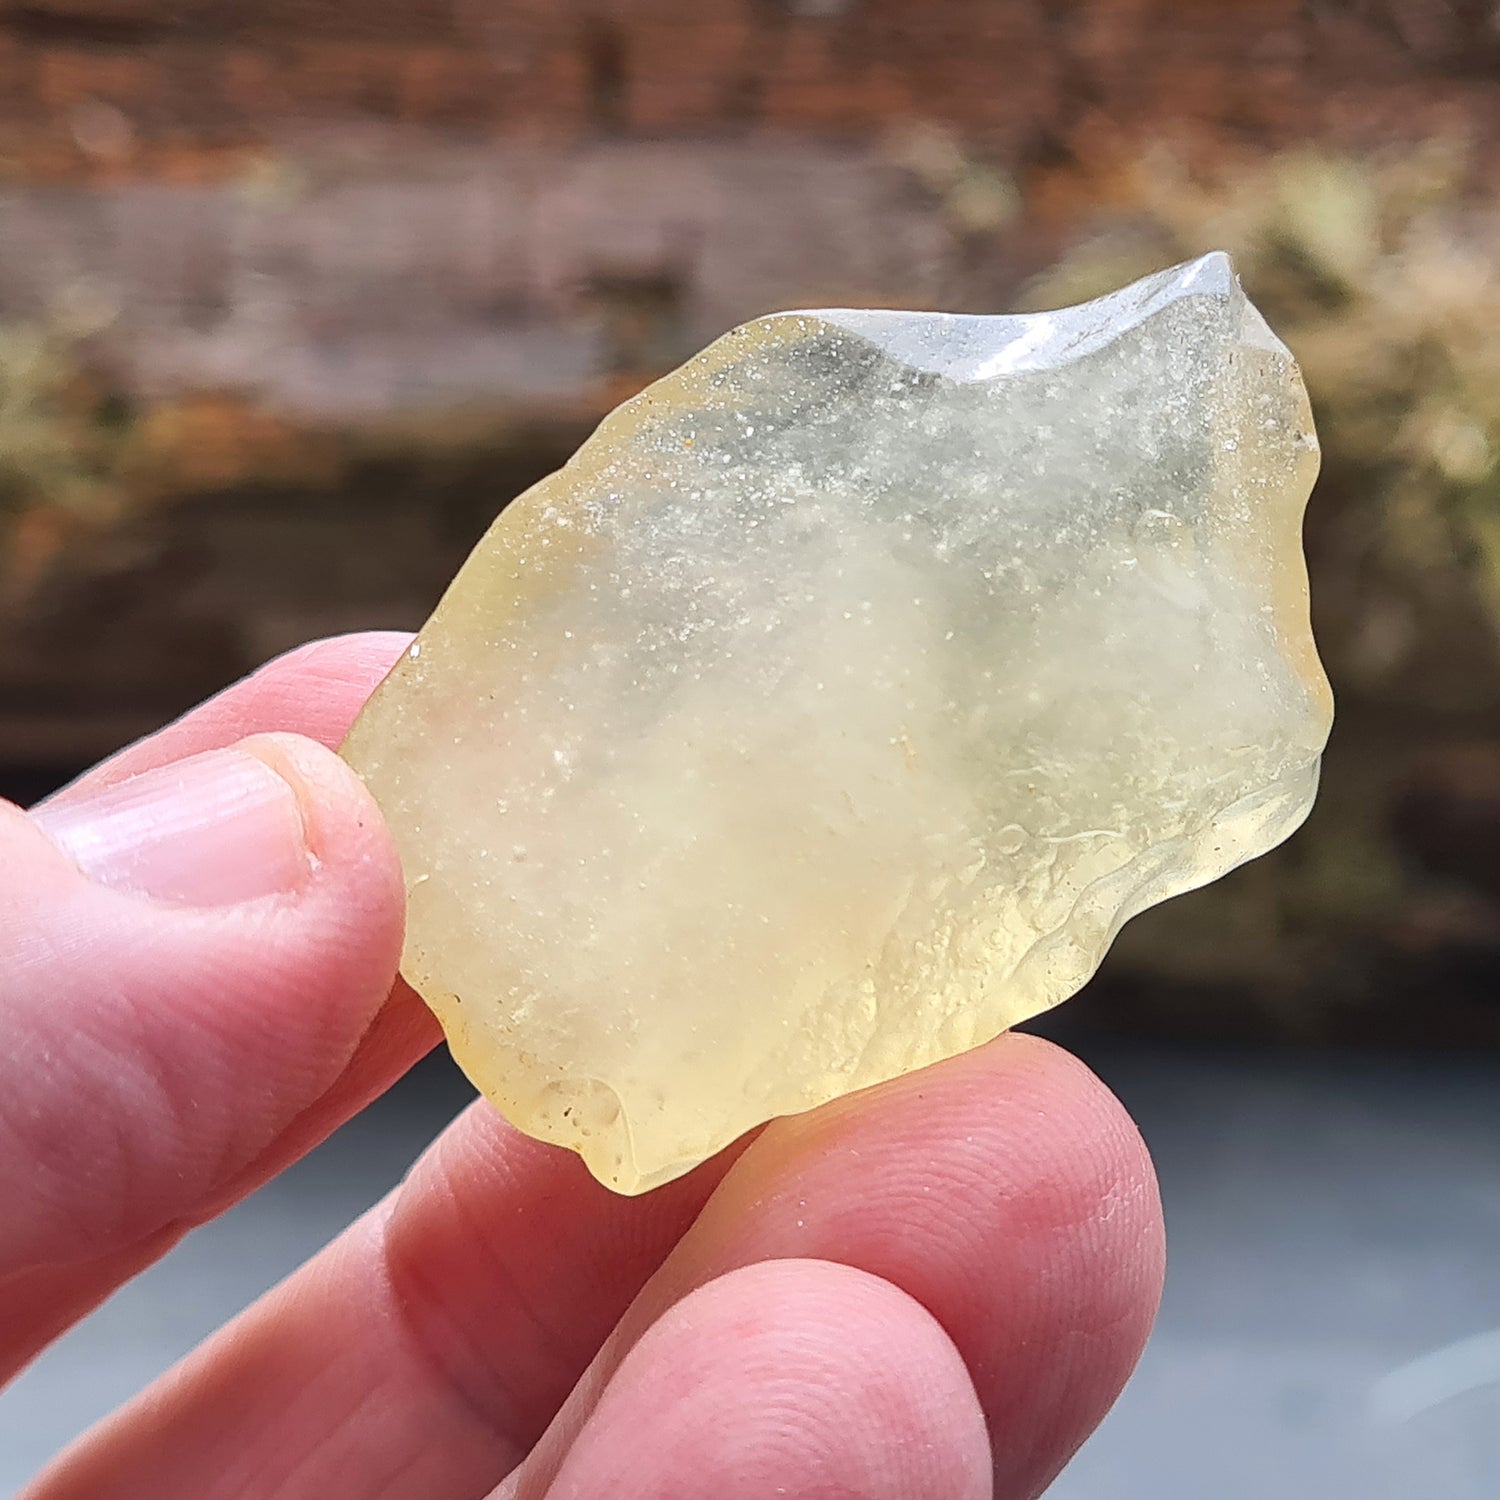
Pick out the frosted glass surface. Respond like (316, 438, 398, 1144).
(343, 253, 1332, 1193)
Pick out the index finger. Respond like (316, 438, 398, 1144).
(39, 632, 413, 807)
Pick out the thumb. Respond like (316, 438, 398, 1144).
(1, 733, 408, 1280)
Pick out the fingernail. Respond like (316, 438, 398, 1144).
(31, 748, 311, 906)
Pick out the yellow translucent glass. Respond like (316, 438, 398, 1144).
(343, 253, 1333, 1193)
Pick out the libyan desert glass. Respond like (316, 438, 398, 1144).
(342, 252, 1333, 1194)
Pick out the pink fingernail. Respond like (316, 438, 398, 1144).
(31, 748, 311, 906)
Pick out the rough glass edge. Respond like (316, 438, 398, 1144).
(794, 252, 1280, 382)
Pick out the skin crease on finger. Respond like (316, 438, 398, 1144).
(28, 1033, 1163, 1500)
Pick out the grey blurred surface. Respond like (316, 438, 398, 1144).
(2, 1039, 1497, 1498)
(1049, 1042, 1500, 1500)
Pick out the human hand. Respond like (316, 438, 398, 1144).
(5, 633, 1164, 1500)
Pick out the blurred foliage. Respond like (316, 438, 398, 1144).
(1021, 142, 1500, 716)
(0, 300, 359, 613)
(886, 120, 1023, 239)
(2, 135, 1498, 1037)
(0, 302, 132, 605)
(1017, 144, 1500, 1040)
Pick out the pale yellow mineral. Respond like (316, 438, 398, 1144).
(342, 253, 1333, 1194)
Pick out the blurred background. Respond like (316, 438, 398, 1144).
(0, 1, 1498, 1495)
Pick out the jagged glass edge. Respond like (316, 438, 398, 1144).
(793, 252, 1283, 382)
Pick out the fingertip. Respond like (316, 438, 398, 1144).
(711, 1030, 1163, 1276)
(29, 731, 404, 927)
(985, 1034, 1167, 1300)
(46, 630, 415, 804)
(246, 632, 415, 741)
(618, 1031, 1163, 1500)
(542, 1259, 992, 1500)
